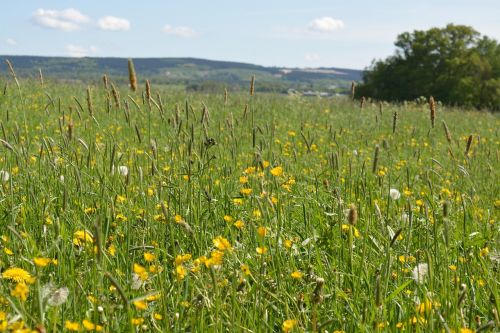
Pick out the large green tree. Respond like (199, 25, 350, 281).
(357, 24, 500, 110)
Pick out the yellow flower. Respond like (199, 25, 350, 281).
(174, 215, 184, 223)
(282, 319, 297, 332)
(213, 236, 232, 251)
(284, 239, 293, 249)
(239, 176, 248, 184)
(291, 271, 303, 279)
(256, 247, 268, 255)
(233, 198, 244, 205)
(84, 207, 96, 214)
(154, 313, 163, 320)
(33, 257, 52, 267)
(133, 263, 149, 281)
(223, 215, 233, 223)
(83, 319, 103, 331)
(240, 188, 253, 195)
(257, 226, 268, 237)
(133, 300, 148, 310)
(448, 265, 457, 271)
(241, 264, 251, 275)
(175, 265, 187, 280)
(73, 230, 94, 246)
(175, 254, 192, 266)
(115, 213, 128, 222)
(270, 166, 283, 177)
(234, 220, 245, 229)
(10, 283, 29, 301)
(2, 267, 35, 284)
(65, 320, 80, 331)
(416, 199, 424, 207)
(143, 252, 156, 262)
(131, 318, 144, 326)
(479, 247, 489, 257)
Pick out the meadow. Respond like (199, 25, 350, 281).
(0, 66, 498, 332)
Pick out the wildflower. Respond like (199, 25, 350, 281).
(84, 207, 96, 214)
(213, 236, 232, 251)
(133, 300, 148, 310)
(133, 263, 149, 281)
(33, 257, 52, 267)
(11, 283, 29, 301)
(284, 239, 293, 249)
(256, 247, 268, 255)
(241, 264, 251, 275)
(144, 252, 156, 262)
(416, 199, 424, 207)
(239, 176, 248, 184)
(412, 263, 429, 284)
(233, 220, 245, 229)
(291, 271, 303, 279)
(65, 321, 80, 331)
(175, 254, 192, 266)
(115, 213, 128, 222)
(390, 188, 401, 200)
(2, 267, 34, 284)
(154, 313, 163, 320)
(282, 319, 297, 332)
(479, 247, 489, 257)
(0, 170, 10, 182)
(45, 285, 70, 306)
(257, 226, 268, 237)
(223, 215, 233, 223)
(73, 230, 93, 247)
(131, 318, 144, 326)
(83, 319, 103, 331)
(240, 188, 252, 195)
(270, 166, 283, 177)
(118, 165, 129, 176)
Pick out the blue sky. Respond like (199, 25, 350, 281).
(1, 0, 499, 69)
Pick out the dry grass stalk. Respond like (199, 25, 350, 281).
(351, 81, 355, 100)
(429, 96, 436, 128)
(465, 135, 473, 156)
(102, 74, 109, 90)
(249, 76, 255, 96)
(38, 68, 44, 87)
(86, 86, 94, 116)
(442, 120, 452, 143)
(111, 83, 121, 108)
(128, 58, 137, 92)
(392, 111, 398, 134)
(5, 59, 20, 89)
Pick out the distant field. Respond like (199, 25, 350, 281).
(0, 56, 362, 94)
(0, 72, 498, 332)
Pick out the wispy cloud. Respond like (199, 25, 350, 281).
(162, 25, 197, 38)
(98, 16, 130, 31)
(6, 38, 17, 46)
(65, 44, 98, 57)
(272, 16, 345, 40)
(32, 8, 90, 31)
(305, 53, 320, 62)
(307, 17, 344, 33)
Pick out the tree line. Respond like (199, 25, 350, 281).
(357, 24, 500, 111)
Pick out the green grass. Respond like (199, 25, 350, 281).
(0, 77, 498, 332)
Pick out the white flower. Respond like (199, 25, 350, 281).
(42, 283, 69, 306)
(59, 175, 65, 183)
(118, 165, 129, 177)
(352, 150, 358, 156)
(389, 188, 401, 200)
(412, 263, 429, 284)
(0, 170, 10, 182)
(401, 212, 409, 223)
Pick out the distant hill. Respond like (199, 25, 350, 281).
(0, 55, 362, 94)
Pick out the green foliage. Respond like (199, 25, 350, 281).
(358, 24, 500, 110)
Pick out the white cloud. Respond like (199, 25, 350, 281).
(65, 44, 98, 57)
(98, 16, 130, 31)
(32, 8, 90, 31)
(6, 38, 17, 46)
(162, 24, 197, 38)
(305, 53, 320, 62)
(307, 17, 344, 33)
